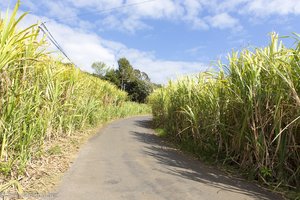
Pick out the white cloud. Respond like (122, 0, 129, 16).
(4, 0, 300, 33)
(206, 13, 241, 30)
(43, 1, 78, 20)
(20, 12, 208, 84)
(206, 0, 300, 17)
(67, 0, 123, 9)
(126, 0, 181, 19)
(25, 0, 241, 32)
(246, 0, 300, 16)
(3, 0, 300, 83)
(132, 59, 208, 84)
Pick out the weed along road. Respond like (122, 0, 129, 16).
(53, 116, 282, 200)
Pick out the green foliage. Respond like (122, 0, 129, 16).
(149, 33, 300, 190)
(118, 57, 135, 90)
(126, 78, 153, 103)
(47, 145, 62, 156)
(104, 68, 120, 86)
(97, 57, 155, 103)
(91, 61, 109, 78)
(155, 128, 167, 137)
(260, 167, 272, 179)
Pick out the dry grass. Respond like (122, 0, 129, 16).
(0, 126, 97, 200)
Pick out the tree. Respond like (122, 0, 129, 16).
(117, 58, 134, 90)
(91, 62, 109, 78)
(93, 57, 156, 103)
(104, 69, 120, 86)
(126, 79, 152, 103)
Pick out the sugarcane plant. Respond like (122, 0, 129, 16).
(149, 33, 300, 189)
(0, 1, 150, 180)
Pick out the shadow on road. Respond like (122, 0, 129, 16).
(132, 118, 282, 200)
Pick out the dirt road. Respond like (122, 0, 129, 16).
(53, 116, 281, 200)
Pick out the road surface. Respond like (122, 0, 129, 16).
(52, 116, 282, 200)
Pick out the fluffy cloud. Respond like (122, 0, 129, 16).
(50, 0, 298, 31)
(206, 13, 241, 30)
(67, 0, 123, 9)
(210, 0, 300, 16)
(20, 12, 208, 84)
(3, 0, 300, 33)
(3, 0, 300, 83)
(246, 0, 300, 16)
(15, 0, 242, 32)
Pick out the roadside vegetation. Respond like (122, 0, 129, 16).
(0, 2, 150, 193)
(149, 33, 300, 196)
(91, 58, 161, 103)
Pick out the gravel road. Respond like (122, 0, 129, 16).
(53, 116, 282, 200)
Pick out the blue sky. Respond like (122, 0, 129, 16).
(1, 0, 300, 83)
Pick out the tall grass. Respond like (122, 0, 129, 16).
(149, 33, 300, 189)
(0, 2, 149, 176)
